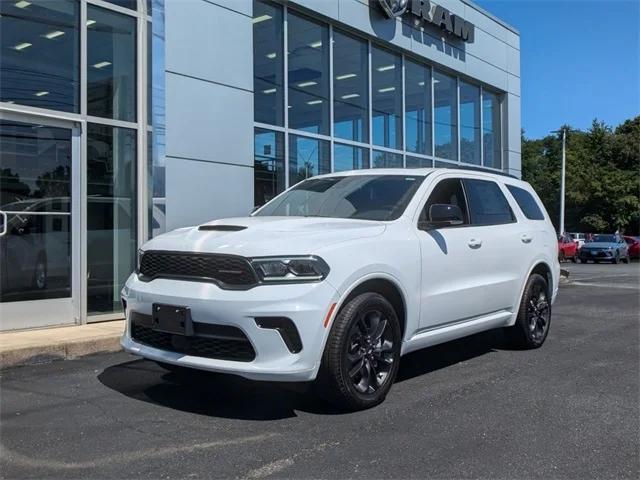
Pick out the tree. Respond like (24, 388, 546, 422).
(521, 116, 640, 234)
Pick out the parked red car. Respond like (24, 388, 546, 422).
(624, 236, 640, 259)
(558, 234, 578, 262)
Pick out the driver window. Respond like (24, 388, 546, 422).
(420, 178, 470, 224)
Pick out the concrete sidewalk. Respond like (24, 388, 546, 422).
(0, 320, 124, 369)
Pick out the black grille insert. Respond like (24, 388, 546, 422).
(139, 250, 258, 289)
(131, 315, 256, 362)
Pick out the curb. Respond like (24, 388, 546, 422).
(0, 335, 122, 370)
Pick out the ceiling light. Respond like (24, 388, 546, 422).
(263, 88, 276, 94)
(307, 100, 322, 105)
(44, 30, 65, 39)
(341, 93, 360, 99)
(252, 14, 272, 24)
(378, 87, 396, 93)
(377, 64, 395, 72)
(418, 81, 425, 86)
(308, 41, 322, 48)
(288, 105, 292, 109)
(14, 1, 31, 8)
(266, 52, 277, 59)
(34, 91, 49, 97)
(86, 19, 96, 26)
(13, 42, 32, 51)
(336, 73, 357, 80)
(93, 61, 112, 69)
(297, 81, 317, 88)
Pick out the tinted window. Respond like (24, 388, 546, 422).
(506, 185, 545, 220)
(256, 175, 425, 221)
(463, 179, 514, 226)
(421, 178, 468, 224)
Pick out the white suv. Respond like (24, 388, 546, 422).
(121, 168, 560, 410)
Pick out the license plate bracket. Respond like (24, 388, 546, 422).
(152, 304, 194, 336)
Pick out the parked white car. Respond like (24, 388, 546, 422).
(121, 168, 560, 410)
(568, 232, 586, 249)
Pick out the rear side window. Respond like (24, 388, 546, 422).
(506, 185, 545, 220)
(463, 179, 515, 226)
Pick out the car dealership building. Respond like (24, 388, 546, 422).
(0, 0, 520, 330)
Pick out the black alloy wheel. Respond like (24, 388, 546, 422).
(316, 292, 401, 411)
(505, 273, 551, 349)
(526, 281, 551, 344)
(345, 308, 395, 395)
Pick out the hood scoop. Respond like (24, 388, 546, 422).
(198, 225, 247, 232)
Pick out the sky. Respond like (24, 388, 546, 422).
(474, 0, 640, 139)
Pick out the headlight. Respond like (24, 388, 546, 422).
(136, 249, 144, 273)
(250, 256, 330, 283)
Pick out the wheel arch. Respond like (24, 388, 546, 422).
(529, 261, 553, 299)
(334, 276, 407, 341)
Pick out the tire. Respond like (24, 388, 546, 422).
(504, 273, 551, 349)
(579, 259, 587, 264)
(32, 255, 47, 290)
(613, 252, 619, 264)
(570, 255, 577, 263)
(623, 254, 630, 264)
(558, 251, 565, 263)
(315, 292, 401, 411)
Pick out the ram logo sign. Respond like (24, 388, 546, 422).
(378, 0, 475, 43)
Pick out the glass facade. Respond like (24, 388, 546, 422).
(0, 0, 151, 327)
(0, 0, 80, 112)
(252, 0, 504, 205)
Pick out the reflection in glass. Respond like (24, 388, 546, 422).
(372, 46, 402, 149)
(333, 30, 368, 142)
(372, 150, 403, 168)
(0, 0, 79, 112)
(288, 13, 329, 134)
(0, 121, 72, 302)
(460, 81, 480, 165)
(289, 135, 330, 185)
(434, 71, 457, 160)
(334, 144, 369, 171)
(435, 160, 459, 168)
(253, 0, 284, 126)
(87, 124, 137, 315)
(405, 60, 431, 155)
(406, 156, 432, 168)
(87, 5, 137, 122)
(255, 128, 285, 206)
(102, 0, 138, 10)
(483, 91, 502, 169)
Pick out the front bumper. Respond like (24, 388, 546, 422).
(120, 274, 339, 382)
(579, 249, 613, 260)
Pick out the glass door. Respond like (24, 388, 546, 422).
(0, 116, 80, 330)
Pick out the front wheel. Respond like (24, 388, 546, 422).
(504, 273, 551, 349)
(316, 292, 401, 411)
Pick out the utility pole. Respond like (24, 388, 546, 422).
(560, 128, 566, 235)
(551, 127, 568, 235)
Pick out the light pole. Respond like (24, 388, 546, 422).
(551, 128, 567, 235)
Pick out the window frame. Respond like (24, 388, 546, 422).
(505, 184, 546, 221)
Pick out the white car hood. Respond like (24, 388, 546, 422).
(143, 216, 386, 257)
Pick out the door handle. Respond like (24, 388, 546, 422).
(521, 234, 533, 244)
(468, 238, 482, 249)
(0, 211, 7, 237)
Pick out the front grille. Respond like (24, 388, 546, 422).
(139, 250, 258, 289)
(132, 323, 256, 362)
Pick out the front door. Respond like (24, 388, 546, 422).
(0, 115, 80, 330)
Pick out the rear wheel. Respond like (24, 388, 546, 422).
(505, 273, 551, 349)
(570, 254, 577, 263)
(558, 251, 565, 263)
(580, 259, 587, 264)
(613, 252, 620, 264)
(316, 292, 401, 411)
(623, 253, 630, 264)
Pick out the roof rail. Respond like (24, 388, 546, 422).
(443, 165, 519, 180)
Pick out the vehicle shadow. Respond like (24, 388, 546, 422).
(98, 329, 507, 421)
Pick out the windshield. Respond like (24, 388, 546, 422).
(592, 234, 616, 243)
(255, 174, 426, 221)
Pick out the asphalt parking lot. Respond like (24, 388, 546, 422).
(1, 262, 638, 479)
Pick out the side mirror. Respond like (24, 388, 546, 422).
(419, 204, 464, 230)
